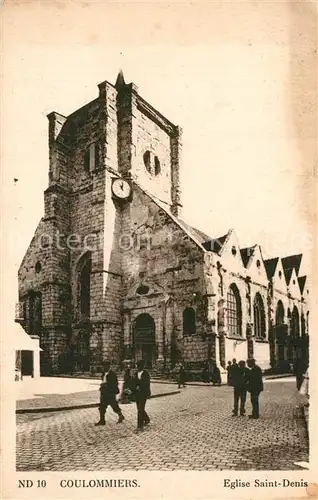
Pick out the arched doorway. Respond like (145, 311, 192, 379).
(133, 314, 156, 369)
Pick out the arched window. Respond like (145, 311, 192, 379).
(253, 293, 266, 339)
(291, 306, 300, 338)
(227, 284, 242, 337)
(183, 307, 196, 335)
(275, 300, 284, 326)
(78, 253, 92, 319)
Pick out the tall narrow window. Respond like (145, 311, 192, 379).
(291, 306, 300, 338)
(78, 253, 92, 319)
(253, 293, 266, 339)
(183, 307, 196, 335)
(84, 150, 90, 173)
(275, 301, 284, 326)
(227, 284, 242, 337)
(83, 143, 99, 173)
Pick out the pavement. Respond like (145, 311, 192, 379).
(16, 378, 309, 471)
(16, 374, 294, 413)
(16, 377, 179, 413)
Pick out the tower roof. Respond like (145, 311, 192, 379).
(115, 69, 126, 88)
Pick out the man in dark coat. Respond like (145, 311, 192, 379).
(247, 358, 263, 419)
(178, 363, 186, 388)
(232, 360, 250, 416)
(293, 357, 307, 391)
(226, 361, 232, 386)
(133, 359, 151, 432)
(211, 361, 221, 386)
(95, 361, 125, 426)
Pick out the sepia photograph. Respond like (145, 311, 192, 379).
(1, 0, 317, 498)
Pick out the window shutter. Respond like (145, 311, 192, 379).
(89, 143, 95, 172)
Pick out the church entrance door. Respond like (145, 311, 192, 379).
(133, 314, 156, 369)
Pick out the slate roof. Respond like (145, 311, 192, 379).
(264, 257, 279, 279)
(298, 276, 307, 294)
(177, 219, 231, 255)
(202, 233, 229, 254)
(177, 220, 211, 244)
(281, 254, 303, 284)
(240, 246, 256, 268)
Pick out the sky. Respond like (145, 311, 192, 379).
(1, 1, 316, 315)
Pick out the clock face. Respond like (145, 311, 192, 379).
(112, 178, 131, 199)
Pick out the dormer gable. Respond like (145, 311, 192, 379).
(287, 268, 301, 300)
(269, 258, 287, 294)
(214, 229, 245, 274)
(244, 245, 268, 286)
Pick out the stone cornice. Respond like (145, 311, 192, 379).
(137, 94, 177, 135)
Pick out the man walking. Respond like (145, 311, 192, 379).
(133, 360, 151, 432)
(232, 360, 249, 416)
(178, 362, 186, 388)
(95, 361, 125, 426)
(247, 358, 263, 419)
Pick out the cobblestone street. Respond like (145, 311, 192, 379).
(16, 379, 308, 471)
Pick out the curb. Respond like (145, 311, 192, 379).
(16, 390, 180, 415)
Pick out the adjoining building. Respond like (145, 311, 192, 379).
(13, 321, 42, 380)
(16, 72, 310, 376)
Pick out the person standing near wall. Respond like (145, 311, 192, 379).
(226, 361, 232, 386)
(178, 362, 186, 388)
(232, 360, 250, 416)
(246, 358, 264, 419)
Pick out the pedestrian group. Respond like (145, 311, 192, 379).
(227, 358, 264, 419)
(95, 359, 151, 433)
(95, 355, 305, 429)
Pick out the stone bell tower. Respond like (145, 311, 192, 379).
(115, 70, 183, 217)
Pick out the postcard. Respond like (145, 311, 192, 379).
(1, 1, 317, 499)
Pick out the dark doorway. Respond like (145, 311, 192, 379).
(133, 314, 156, 369)
(21, 351, 33, 376)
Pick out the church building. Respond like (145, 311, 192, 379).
(16, 72, 310, 376)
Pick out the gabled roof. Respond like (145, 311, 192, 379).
(240, 246, 256, 268)
(281, 254, 302, 276)
(282, 266, 293, 285)
(202, 232, 229, 254)
(177, 220, 211, 244)
(264, 257, 279, 279)
(298, 276, 307, 295)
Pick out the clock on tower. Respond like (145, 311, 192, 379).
(111, 178, 132, 201)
